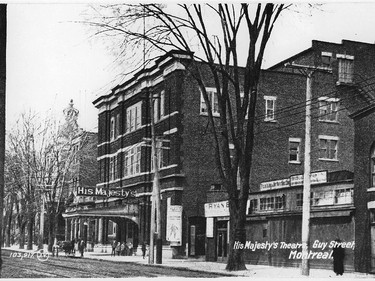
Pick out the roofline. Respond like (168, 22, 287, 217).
(93, 50, 193, 107)
(267, 47, 313, 70)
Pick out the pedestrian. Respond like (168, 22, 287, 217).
(332, 239, 345, 276)
(127, 241, 133, 256)
(116, 242, 121, 256)
(120, 242, 125, 256)
(141, 242, 146, 259)
(78, 239, 86, 257)
(111, 240, 116, 256)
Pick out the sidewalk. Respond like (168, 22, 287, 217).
(3, 245, 374, 279)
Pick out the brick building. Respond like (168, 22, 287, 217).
(205, 40, 375, 273)
(73, 39, 374, 272)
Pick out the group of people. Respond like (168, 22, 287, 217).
(111, 240, 148, 259)
(111, 240, 134, 256)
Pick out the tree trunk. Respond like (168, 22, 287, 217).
(5, 202, 13, 247)
(27, 214, 34, 250)
(48, 212, 55, 252)
(226, 197, 247, 271)
(19, 224, 26, 249)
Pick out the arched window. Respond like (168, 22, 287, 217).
(371, 146, 375, 187)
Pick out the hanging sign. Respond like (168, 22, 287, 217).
(206, 217, 214, 238)
(76, 186, 136, 198)
(204, 200, 229, 217)
(166, 205, 183, 246)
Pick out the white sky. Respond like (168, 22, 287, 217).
(6, 2, 375, 132)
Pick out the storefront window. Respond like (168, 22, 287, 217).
(371, 147, 375, 187)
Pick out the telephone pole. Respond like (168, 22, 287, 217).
(148, 93, 163, 264)
(285, 63, 331, 276)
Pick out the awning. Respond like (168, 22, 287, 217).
(62, 204, 138, 221)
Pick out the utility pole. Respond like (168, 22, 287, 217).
(285, 63, 331, 276)
(39, 193, 45, 250)
(148, 93, 162, 264)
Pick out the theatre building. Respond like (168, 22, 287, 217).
(205, 40, 375, 273)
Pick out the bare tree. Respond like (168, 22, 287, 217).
(5, 110, 84, 252)
(83, 3, 288, 271)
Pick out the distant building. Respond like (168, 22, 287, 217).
(61, 101, 98, 246)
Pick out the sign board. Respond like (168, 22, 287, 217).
(260, 171, 328, 191)
(204, 200, 229, 217)
(260, 178, 290, 191)
(206, 217, 214, 238)
(166, 205, 182, 246)
(76, 186, 136, 198)
(290, 171, 327, 186)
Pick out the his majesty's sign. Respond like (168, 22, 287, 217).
(76, 186, 136, 198)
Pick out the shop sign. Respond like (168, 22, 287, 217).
(76, 186, 136, 198)
(260, 178, 290, 191)
(259, 171, 328, 191)
(166, 205, 182, 246)
(204, 200, 229, 217)
(290, 171, 327, 186)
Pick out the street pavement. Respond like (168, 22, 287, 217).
(3, 245, 374, 279)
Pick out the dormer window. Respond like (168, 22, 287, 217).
(321, 51, 332, 67)
(337, 54, 354, 84)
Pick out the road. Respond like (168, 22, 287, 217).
(1, 249, 228, 278)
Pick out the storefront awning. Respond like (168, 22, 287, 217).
(62, 204, 138, 220)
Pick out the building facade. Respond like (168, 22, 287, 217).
(205, 40, 375, 273)
(64, 40, 375, 272)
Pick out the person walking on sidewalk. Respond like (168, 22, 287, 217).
(111, 240, 117, 256)
(78, 239, 86, 257)
(141, 242, 146, 259)
(116, 242, 121, 256)
(332, 239, 345, 276)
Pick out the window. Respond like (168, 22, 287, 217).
(296, 193, 303, 208)
(123, 144, 141, 177)
(319, 97, 339, 122)
(152, 91, 166, 122)
(372, 147, 375, 187)
(259, 196, 284, 211)
(109, 156, 116, 181)
(337, 54, 354, 84)
(289, 138, 301, 164)
(160, 91, 165, 118)
(115, 114, 120, 138)
(247, 199, 258, 214)
(151, 140, 170, 170)
(126, 102, 142, 133)
(275, 195, 286, 210)
(200, 88, 219, 116)
(311, 190, 334, 206)
(110, 117, 115, 140)
(321, 52, 332, 67)
(319, 136, 338, 160)
(335, 188, 353, 204)
(264, 96, 276, 121)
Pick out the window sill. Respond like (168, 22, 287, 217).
(264, 119, 277, 123)
(200, 112, 220, 118)
(318, 158, 339, 162)
(336, 81, 354, 86)
(367, 187, 375, 192)
(289, 161, 301, 165)
(318, 120, 340, 124)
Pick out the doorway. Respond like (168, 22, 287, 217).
(216, 220, 228, 261)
